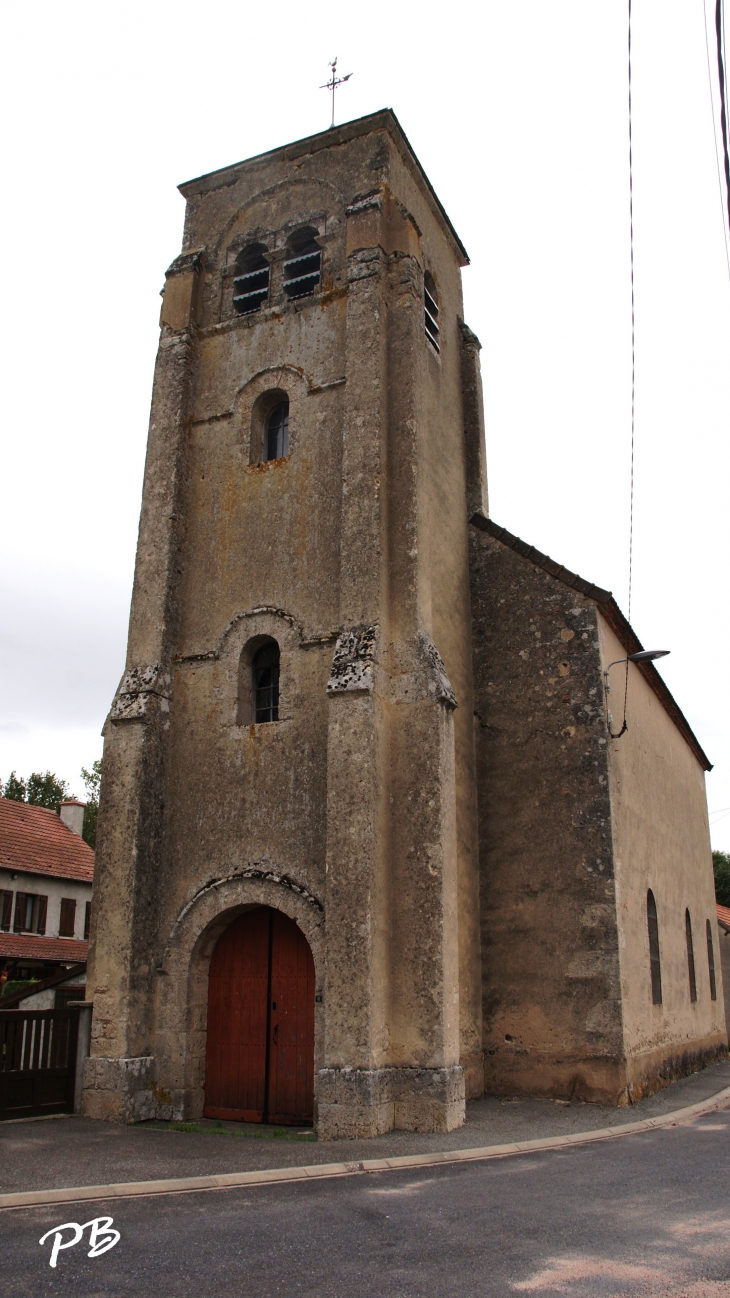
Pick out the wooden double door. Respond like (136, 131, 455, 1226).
(204, 907, 315, 1125)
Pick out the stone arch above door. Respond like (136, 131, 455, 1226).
(156, 871, 324, 1120)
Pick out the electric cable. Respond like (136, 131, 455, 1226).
(717, 0, 730, 235)
(628, 0, 636, 635)
(703, 0, 730, 276)
(610, 0, 637, 740)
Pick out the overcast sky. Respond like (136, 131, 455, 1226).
(1, 1, 729, 846)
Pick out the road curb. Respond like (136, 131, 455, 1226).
(2, 1084, 730, 1212)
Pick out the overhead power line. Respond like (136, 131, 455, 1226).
(703, 0, 730, 275)
(627, 0, 636, 631)
(716, 0, 730, 236)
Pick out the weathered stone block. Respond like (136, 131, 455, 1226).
(81, 1056, 163, 1124)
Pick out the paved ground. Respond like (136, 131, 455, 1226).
(3, 1105, 730, 1297)
(2, 1058, 730, 1194)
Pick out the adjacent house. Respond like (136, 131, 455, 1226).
(0, 797, 94, 1004)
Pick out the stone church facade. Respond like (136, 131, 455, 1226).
(83, 110, 726, 1136)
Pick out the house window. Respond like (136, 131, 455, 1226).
(264, 401, 290, 461)
(252, 641, 280, 722)
(685, 909, 697, 1002)
(647, 890, 662, 1005)
(13, 892, 47, 935)
(59, 898, 77, 938)
(84, 901, 92, 941)
(424, 273, 440, 352)
(707, 919, 717, 1001)
(233, 243, 270, 315)
(283, 229, 321, 300)
(1, 890, 12, 932)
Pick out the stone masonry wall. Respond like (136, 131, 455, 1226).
(469, 526, 627, 1103)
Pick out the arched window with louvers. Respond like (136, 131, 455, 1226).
(283, 228, 321, 301)
(424, 272, 440, 352)
(233, 243, 270, 315)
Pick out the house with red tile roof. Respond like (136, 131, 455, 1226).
(0, 797, 94, 997)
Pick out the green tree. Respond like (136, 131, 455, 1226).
(2, 770, 68, 811)
(714, 850, 730, 907)
(25, 771, 69, 812)
(81, 758, 102, 850)
(3, 771, 27, 801)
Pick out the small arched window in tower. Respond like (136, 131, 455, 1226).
(264, 401, 289, 460)
(685, 908, 698, 1001)
(252, 641, 280, 723)
(283, 228, 321, 300)
(707, 918, 717, 1001)
(233, 243, 270, 315)
(647, 890, 663, 1005)
(424, 273, 440, 353)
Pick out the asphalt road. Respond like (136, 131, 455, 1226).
(3, 1110, 730, 1298)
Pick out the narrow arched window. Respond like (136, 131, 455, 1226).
(647, 890, 662, 1005)
(283, 228, 321, 300)
(233, 243, 270, 315)
(685, 909, 698, 1001)
(707, 919, 717, 1001)
(252, 642, 280, 723)
(264, 401, 289, 460)
(424, 272, 440, 352)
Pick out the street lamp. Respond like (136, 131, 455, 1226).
(604, 649, 670, 738)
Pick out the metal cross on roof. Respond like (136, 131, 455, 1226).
(320, 58, 352, 129)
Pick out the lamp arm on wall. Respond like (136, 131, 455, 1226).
(603, 650, 670, 741)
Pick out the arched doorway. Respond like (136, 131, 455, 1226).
(204, 906, 315, 1125)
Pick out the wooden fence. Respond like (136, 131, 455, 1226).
(0, 1004, 91, 1121)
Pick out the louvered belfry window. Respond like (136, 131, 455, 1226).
(424, 273, 440, 352)
(283, 229, 321, 300)
(233, 243, 270, 315)
(647, 890, 663, 1006)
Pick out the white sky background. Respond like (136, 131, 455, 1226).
(0, 1, 729, 845)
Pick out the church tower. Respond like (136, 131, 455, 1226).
(83, 110, 488, 1136)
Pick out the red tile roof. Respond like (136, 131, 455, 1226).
(0, 798, 94, 883)
(0, 934, 89, 962)
(717, 903, 730, 933)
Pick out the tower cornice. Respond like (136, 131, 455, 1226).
(177, 109, 469, 268)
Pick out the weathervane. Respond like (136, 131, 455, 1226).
(320, 57, 352, 129)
